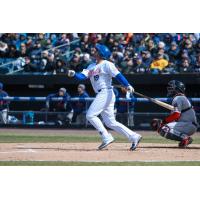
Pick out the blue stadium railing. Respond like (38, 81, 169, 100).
(0, 97, 199, 128)
(1, 96, 200, 102)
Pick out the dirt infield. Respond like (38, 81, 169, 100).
(0, 129, 199, 163)
(0, 142, 200, 162)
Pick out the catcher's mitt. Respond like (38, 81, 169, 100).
(151, 118, 163, 131)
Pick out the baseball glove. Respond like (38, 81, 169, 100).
(150, 118, 163, 131)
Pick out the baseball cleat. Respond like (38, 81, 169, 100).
(178, 137, 193, 148)
(98, 137, 114, 150)
(130, 135, 142, 151)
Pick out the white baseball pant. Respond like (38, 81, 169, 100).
(0, 109, 8, 124)
(86, 89, 139, 141)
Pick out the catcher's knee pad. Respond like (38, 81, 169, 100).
(159, 125, 184, 142)
(158, 125, 170, 138)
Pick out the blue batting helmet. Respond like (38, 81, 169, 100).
(95, 44, 111, 60)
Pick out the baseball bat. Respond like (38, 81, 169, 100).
(133, 91, 174, 111)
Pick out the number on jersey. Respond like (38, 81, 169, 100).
(94, 75, 99, 81)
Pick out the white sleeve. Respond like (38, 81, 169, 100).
(81, 69, 89, 78)
(107, 62, 120, 77)
(81, 63, 94, 78)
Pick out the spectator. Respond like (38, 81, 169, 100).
(179, 58, 194, 73)
(24, 57, 34, 72)
(134, 38, 146, 53)
(45, 53, 56, 72)
(167, 42, 180, 64)
(53, 48, 61, 58)
(105, 34, 115, 50)
(133, 56, 147, 73)
(6, 45, 19, 58)
(29, 41, 42, 59)
(158, 48, 169, 61)
(1, 33, 200, 75)
(183, 39, 196, 64)
(26, 36, 34, 51)
(146, 39, 157, 57)
(69, 53, 82, 71)
(45, 38, 53, 49)
(56, 34, 69, 45)
(150, 53, 169, 73)
(158, 41, 166, 50)
(18, 43, 28, 57)
(46, 88, 73, 125)
(194, 54, 200, 72)
(0, 82, 9, 124)
(50, 34, 58, 46)
(80, 53, 92, 70)
(141, 51, 152, 68)
(189, 34, 198, 45)
(120, 55, 134, 74)
(110, 47, 124, 66)
(0, 41, 8, 57)
(195, 40, 200, 54)
(163, 34, 173, 50)
(41, 50, 49, 59)
(37, 33, 47, 48)
(56, 34, 70, 53)
(55, 59, 67, 74)
(19, 34, 27, 47)
(178, 50, 191, 65)
(72, 84, 89, 125)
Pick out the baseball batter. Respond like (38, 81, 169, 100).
(67, 44, 142, 150)
(151, 80, 198, 148)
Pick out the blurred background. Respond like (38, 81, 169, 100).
(0, 33, 200, 128)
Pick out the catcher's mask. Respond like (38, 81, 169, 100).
(167, 80, 185, 97)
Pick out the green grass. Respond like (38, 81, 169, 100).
(0, 161, 200, 166)
(0, 134, 200, 144)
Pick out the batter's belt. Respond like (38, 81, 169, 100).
(97, 87, 113, 93)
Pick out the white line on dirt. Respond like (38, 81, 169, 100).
(0, 149, 36, 154)
(1, 160, 197, 162)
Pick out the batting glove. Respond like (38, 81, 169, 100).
(67, 70, 76, 77)
(127, 85, 134, 94)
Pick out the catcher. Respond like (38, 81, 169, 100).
(151, 80, 198, 148)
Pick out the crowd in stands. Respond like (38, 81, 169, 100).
(0, 33, 200, 74)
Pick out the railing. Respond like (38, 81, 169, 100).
(45, 39, 80, 52)
(1, 96, 200, 102)
(0, 97, 199, 128)
(0, 39, 80, 75)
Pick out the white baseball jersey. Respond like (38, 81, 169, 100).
(81, 59, 140, 144)
(81, 60, 120, 93)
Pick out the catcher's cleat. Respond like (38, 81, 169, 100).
(130, 135, 142, 151)
(178, 137, 193, 148)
